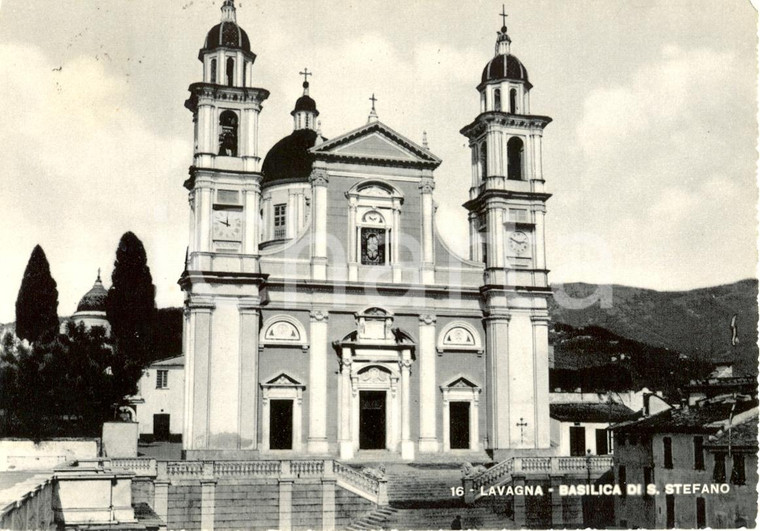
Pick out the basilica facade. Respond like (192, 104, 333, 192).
(181, 0, 553, 461)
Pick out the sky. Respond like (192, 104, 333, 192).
(0, 0, 757, 322)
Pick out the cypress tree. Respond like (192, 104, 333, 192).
(106, 232, 157, 400)
(15, 245, 59, 343)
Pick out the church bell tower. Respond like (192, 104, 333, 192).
(181, 0, 270, 458)
(462, 12, 552, 456)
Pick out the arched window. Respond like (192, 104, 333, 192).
(494, 88, 501, 112)
(507, 137, 524, 180)
(226, 57, 235, 86)
(479, 142, 487, 180)
(510, 89, 517, 113)
(359, 210, 388, 266)
(210, 58, 217, 84)
(218, 110, 238, 156)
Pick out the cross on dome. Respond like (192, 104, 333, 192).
(500, 4, 508, 31)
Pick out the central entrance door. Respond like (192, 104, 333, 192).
(359, 391, 386, 449)
(270, 399, 293, 450)
(449, 402, 470, 449)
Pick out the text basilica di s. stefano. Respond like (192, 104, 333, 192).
(181, 0, 553, 462)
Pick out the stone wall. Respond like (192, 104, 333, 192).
(0, 439, 98, 471)
(167, 484, 202, 530)
(213, 480, 279, 530)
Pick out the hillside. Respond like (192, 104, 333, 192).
(550, 323, 714, 399)
(549, 280, 758, 377)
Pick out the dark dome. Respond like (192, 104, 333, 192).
(77, 277, 107, 313)
(292, 95, 319, 115)
(481, 54, 529, 85)
(204, 21, 251, 52)
(261, 129, 321, 187)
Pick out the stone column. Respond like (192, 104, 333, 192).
(418, 314, 438, 452)
(347, 196, 358, 281)
(419, 177, 435, 284)
(287, 190, 298, 239)
(484, 312, 510, 451)
(322, 464, 337, 530)
(532, 314, 551, 448)
(196, 186, 213, 253)
(534, 207, 547, 272)
(153, 480, 170, 523)
(239, 305, 260, 450)
(186, 301, 215, 452)
(200, 479, 217, 531)
(243, 183, 261, 256)
(550, 475, 564, 527)
(512, 475, 527, 527)
(392, 200, 402, 282)
(279, 462, 294, 530)
(339, 350, 353, 459)
(400, 352, 414, 460)
(261, 194, 272, 242)
(310, 169, 329, 280)
(308, 310, 329, 453)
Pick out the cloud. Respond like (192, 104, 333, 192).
(0, 44, 188, 321)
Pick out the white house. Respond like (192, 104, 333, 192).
(130, 356, 185, 441)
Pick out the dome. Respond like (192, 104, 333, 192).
(481, 53, 530, 85)
(261, 129, 322, 187)
(204, 21, 251, 53)
(292, 94, 319, 115)
(77, 274, 107, 313)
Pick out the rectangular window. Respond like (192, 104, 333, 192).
(663, 437, 673, 469)
(596, 429, 609, 455)
(713, 452, 726, 482)
(731, 453, 746, 485)
(156, 370, 168, 389)
(666, 494, 675, 528)
(361, 228, 387, 265)
(693, 436, 704, 470)
(643, 466, 653, 498)
(274, 204, 287, 239)
(618, 465, 627, 497)
(570, 426, 586, 456)
(696, 497, 706, 528)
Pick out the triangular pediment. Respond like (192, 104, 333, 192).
(263, 372, 304, 387)
(310, 121, 441, 168)
(445, 377, 479, 389)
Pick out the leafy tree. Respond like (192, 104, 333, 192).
(15, 245, 59, 343)
(0, 323, 115, 438)
(106, 232, 156, 402)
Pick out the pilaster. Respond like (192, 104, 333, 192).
(484, 312, 510, 450)
(310, 169, 329, 280)
(200, 479, 217, 531)
(239, 304, 260, 450)
(418, 314, 438, 452)
(153, 480, 170, 523)
(419, 177, 435, 284)
(308, 309, 330, 453)
(400, 351, 414, 460)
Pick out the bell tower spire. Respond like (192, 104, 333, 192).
(460, 13, 553, 457)
(221, 0, 237, 22)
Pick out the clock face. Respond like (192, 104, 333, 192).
(213, 209, 243, 241)
(508, 231, 529, 255)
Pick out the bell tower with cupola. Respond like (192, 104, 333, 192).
(181, 0, 270, 459)
(462, 9, 552, 456)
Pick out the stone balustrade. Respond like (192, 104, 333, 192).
(463, 455, 615, 504)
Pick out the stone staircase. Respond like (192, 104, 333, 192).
(347, 461, 515, 530)
(346, 506, 399, 531)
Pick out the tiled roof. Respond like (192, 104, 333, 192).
(705, 415, 758, 450)
(550, 402, 638, 423)
(613, 397, 758, 435)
